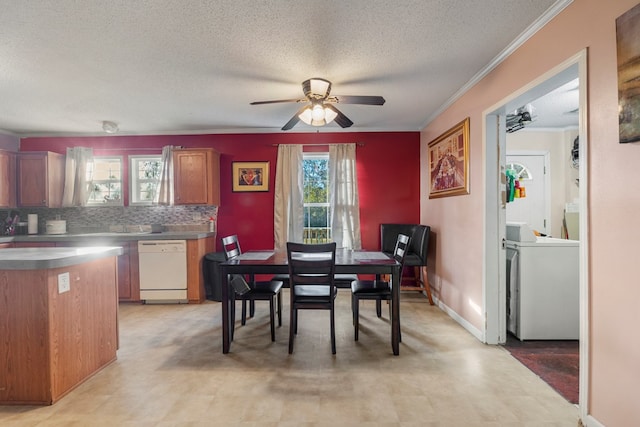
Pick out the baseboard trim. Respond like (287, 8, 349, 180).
(433, 296, 484, 342)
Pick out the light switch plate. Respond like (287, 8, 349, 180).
(58, 272, 70, 294)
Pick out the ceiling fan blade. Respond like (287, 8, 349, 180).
(329, 95, 385, 105)
(281, 105, 310, 131)
(325, 104, 353, 128)
(250, 98, 305, 105)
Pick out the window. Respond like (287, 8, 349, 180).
(506, 162, 533, 181)
(303, 153, 331, 243)
(129, 155, 162, 205)
(87, 156, 123, 205)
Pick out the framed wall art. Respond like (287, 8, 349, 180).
(616, 2, 640, 143)
(232, 161, 269, 192)
(427, 117, 470, 199)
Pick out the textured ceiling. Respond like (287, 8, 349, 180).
(0, 0, 573, 137)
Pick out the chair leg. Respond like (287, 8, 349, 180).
(277, 292, 282, 327)
(376, 299, 382, 317)
(230, 293, 236, 341)
(269, 297, 276, 342)
(330, 304, 336, 354)
(241, 299, 247, 325)
(250, 300, 256, 317)
(353, 295, 360, 341)
(288, 305, 295, 354)
(421, 266, 434, 305)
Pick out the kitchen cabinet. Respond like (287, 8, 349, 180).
(17, 151, 65, 208)
(55, 241, 139, 302)
(173, 148, 220, 205)
(0, 150, 16, 208)
(186, 235, 216, 303)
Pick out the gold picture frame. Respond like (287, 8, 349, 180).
(232, 161, 270, 192)
(427, 117, 470, 199)
(616, 3, 640, 143)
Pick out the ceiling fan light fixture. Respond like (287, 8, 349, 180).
(311, 104, 325, 121)
(298, 103, 337, 127)
(303, 78, 331, 99)
(102, 120, 119, 134)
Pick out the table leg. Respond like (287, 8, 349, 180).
(221, 267, 230, 354)
(391, 264, 400, 355)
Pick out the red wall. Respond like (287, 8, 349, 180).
(20, 131, 420, 251)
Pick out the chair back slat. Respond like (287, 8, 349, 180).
(221, 234, 242, 260)
(393, 233, 411, 277)
(287, 242, 336, 288)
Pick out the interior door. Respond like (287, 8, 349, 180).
(506, 153, 549, 234)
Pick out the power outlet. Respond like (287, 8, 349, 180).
(58, 272, 71, 294)
(193, 213, 201, 221)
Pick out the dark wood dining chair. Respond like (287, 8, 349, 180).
(350, 233, 410, 341)
(380, 224, 433, 304)
(221, 234, 283, 341)
(286, 242, 337, 354)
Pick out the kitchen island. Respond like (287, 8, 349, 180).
(0, 246, 122, 405)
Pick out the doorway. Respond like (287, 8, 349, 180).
(483, 50, 588, 410)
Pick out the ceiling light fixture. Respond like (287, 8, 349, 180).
(298, 103, 338, 127)
(102, 120, 119, 134)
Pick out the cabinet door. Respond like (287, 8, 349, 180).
(17, 152, 65, 208)
(173, 149, 220, 205)
(0, 151, 16, 208)
(17, 154, 47, 207)
(55, 241, 137, 302)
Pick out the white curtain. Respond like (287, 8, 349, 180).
(274, 144, 304, 251)
(62, 147, 93, 207)
(329, 144, 362, 250)
(155, 145, 175, 205)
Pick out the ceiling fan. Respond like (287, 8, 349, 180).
(250, 78, 385, 131)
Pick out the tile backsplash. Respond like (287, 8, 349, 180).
(4, 205, 218, 234)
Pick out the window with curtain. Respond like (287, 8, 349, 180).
(129, 155, 162, 205)
(274, 143, 361, 250)
(87, 156, 123, 206)
(303, 153, 330, 243)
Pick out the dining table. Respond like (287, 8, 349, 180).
(219, 248, 402, 355)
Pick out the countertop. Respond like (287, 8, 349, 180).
(0, 231, 216, 244)
(0, 246, 124, 270)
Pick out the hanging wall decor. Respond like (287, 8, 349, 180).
(232, 161, 270, 192)
(616, 2, 640, 143)
(428, 117, 470, 198)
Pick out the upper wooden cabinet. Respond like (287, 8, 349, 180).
(17, 151, 65, 208)
(173, 148, 220, 205)
(0, 150, 16, 208)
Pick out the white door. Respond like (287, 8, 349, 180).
(506, 153, 550, 234)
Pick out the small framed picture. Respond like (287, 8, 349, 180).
(232, 161, 270, 192)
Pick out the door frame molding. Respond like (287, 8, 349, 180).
(482, 49, 589, 418)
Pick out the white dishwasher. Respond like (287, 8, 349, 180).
(138, 240, 188, 303)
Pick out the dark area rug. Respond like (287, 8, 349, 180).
(503, 334, 579, 404)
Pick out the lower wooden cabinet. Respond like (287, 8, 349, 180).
(54, 241, 139, 302)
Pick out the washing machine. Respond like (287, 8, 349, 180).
(506, 222, 579, 340)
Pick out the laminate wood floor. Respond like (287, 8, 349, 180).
(0, 291, 579, 426)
